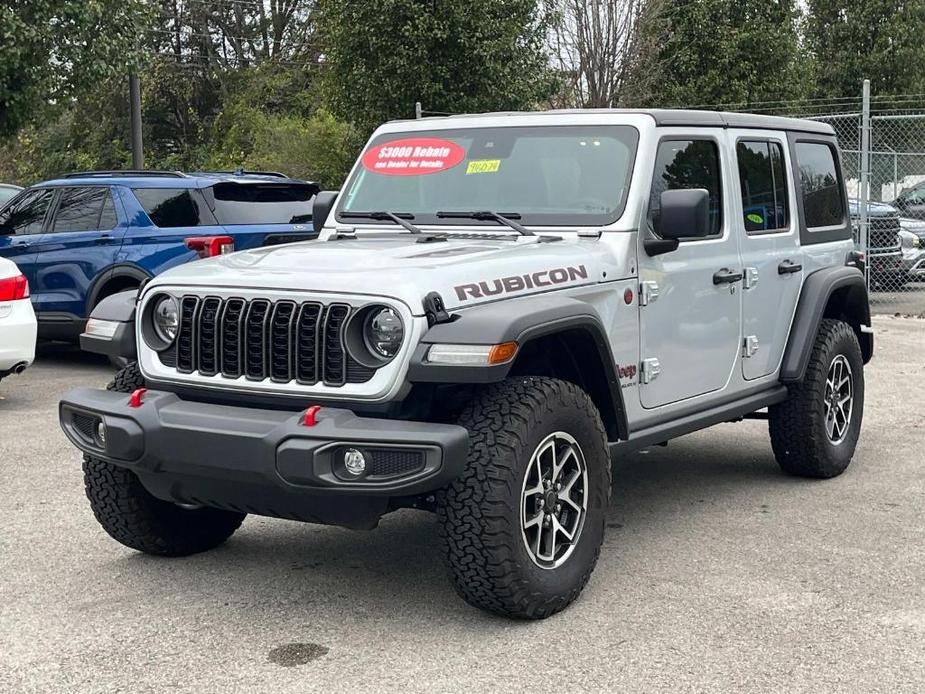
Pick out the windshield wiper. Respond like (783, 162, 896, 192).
(340, 210, 423, 234)
(436, 210, 535, 236)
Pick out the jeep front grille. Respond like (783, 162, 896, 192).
(164, 296, 375, 386)
(865, 215, 902, 251)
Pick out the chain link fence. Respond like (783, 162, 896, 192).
(710, 88, 925, 315)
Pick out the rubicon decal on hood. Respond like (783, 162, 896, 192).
(361, 137, 465, 176)
(455, 265, 589, 301)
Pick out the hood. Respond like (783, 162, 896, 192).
(848, 198, 899, 217)
(147, 233, 629, 315)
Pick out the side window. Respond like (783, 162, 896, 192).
(795, 142, 845, 229)
(132, 188, 215, 228)
(52, 187, 109, 233)
(98, 192, 118, 230)
(0, 189, 53, 235)
(736, 140, 789, 233)
(649, 139, 723, 237)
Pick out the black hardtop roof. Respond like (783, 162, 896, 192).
(404, 108, 835, 136)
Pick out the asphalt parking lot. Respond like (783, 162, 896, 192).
(1, 316, 923, 693)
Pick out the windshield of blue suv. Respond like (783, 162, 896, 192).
(337, 125, 639, 227)
(133, 182, 316, 228)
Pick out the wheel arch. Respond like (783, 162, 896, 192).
(86, 264, 151, 315)
(780, 266, 873, 383)
(407, 295, 629, 442)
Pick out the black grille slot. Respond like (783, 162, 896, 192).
(295, 302, 322, 384)
(269, 301, 297, 382)
(244, 300, 271, 380)
(322, 304, 350, 386)
(197, 297, 222, 376)
(220, 298, 246, 378)
(176, 297, 200, 373)
(368, 449, 426, 478)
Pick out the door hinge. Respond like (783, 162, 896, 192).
(640, 358, 661, 384)
(639, 281, 660, 306)
(743, 267, 759, 290)
(743, 335, 759, 358)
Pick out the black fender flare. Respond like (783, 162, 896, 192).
(86, 264, 151, 315)
(79, 289, 139, 360)
(780, 265, 872, 383)
(407, 295, 629, 441)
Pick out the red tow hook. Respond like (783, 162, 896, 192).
(128, 388, 148, 408)
(302, 405, 322, 427)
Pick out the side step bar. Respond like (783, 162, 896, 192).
(610, 386, 788, 456)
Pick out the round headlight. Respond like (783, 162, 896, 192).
(152, 296, 179, 344)
(363, 308, 403, 358)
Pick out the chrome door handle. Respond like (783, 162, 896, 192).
(713, 268, 743, 284)
(778, 259, 803, 275)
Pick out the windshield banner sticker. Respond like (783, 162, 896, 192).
(361, 137, 465, 176)
(465, 159, 501, 175)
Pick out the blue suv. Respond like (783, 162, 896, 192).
(0, 170, 318, 341)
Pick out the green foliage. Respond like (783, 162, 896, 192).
(804, 0, 925, 98)
(0, 0, 152, 136)
(318, 0, 554, 134)
(626, 0, 808, 108)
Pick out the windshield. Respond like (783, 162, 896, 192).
(210, 182, 317, 225)
(337, 125, 639, 227)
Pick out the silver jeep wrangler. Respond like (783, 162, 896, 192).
(61, 109, 872, 619)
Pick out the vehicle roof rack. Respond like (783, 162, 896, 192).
(61, 170, 187, 178)
(194, 169, 290, 179)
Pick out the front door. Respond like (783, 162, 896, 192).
(30, 186, 124, 319)
(0, 188, 54, 287)
(638, 134, 743, 409)
(731, 133, 803, 380)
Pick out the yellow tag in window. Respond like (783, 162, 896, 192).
(465, 159, 501, 175)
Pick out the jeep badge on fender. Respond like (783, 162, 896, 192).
(60, 109, 872, 620)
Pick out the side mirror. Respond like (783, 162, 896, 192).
(645, 188, 711, 257)
(312, 191, 339, 235)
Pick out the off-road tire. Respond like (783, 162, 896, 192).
(106, 361, 145, 392)
(437, 377, 611, 619)
(769, 319, 864, 478)
(81, 361, 246, 556)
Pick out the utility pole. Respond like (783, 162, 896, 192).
(129, 73, 144, 169)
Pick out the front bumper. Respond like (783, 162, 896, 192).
(59, 388, 469, 525)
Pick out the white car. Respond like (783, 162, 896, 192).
(0, 256, 37, 382)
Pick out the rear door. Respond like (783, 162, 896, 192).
(731, 132, 803, 380)
(0, 188, 54, 288)
(123, 186, 219, 274)
(29, 186, 123, 319)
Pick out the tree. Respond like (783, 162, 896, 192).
(318, 0, 554, 135)
(544, 0, 657, 108)
(0, 0, 151, 136)
(804, 0, 925, 99)
(623, 0, 807, 108)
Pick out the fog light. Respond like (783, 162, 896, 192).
(343, 448, 367, 476)
(96, 421, 107, 446)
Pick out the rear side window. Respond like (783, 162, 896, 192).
(209, 183, 316, 225)
(133, 188, 216, 228)
(795, 142, 845, 229)
(736, 141, 789, 233)
(99, 193, 118, 230)
(0, 189, 53, 235)
(649, 139, 723, 238)
(52, 187, 110, 232)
